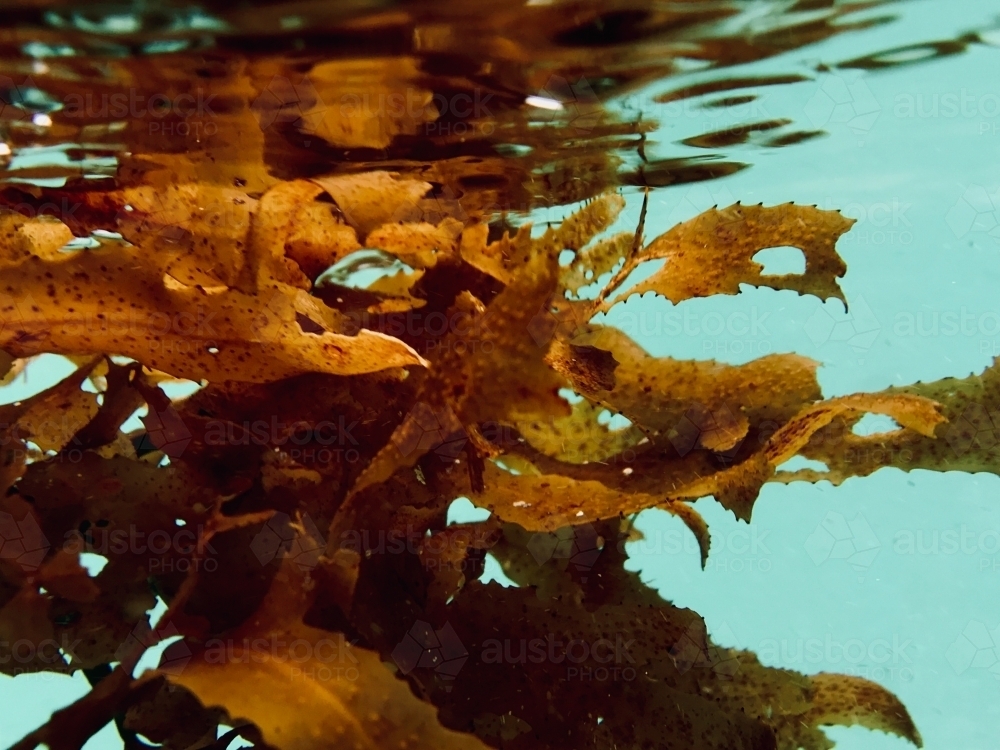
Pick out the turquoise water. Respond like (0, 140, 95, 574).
(617, 2, 1000, 747)
(3, 0, 1000, 747)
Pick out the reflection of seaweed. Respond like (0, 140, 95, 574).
(4, 169, 968, 750)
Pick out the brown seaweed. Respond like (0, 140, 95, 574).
(0, 168, 955, 750)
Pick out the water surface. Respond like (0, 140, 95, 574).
(2, 1, 999, 747)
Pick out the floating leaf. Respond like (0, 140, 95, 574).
(571, 325, 821, 449)
(671, 392, 944, 520)
(781, 359, 1000, 485)
(170, 562, 491, 750)
(597, 203, 853, 309)
(0, 214, 425, 383)
(515, 396, 644, 464)
(0, 172, 941, 750)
